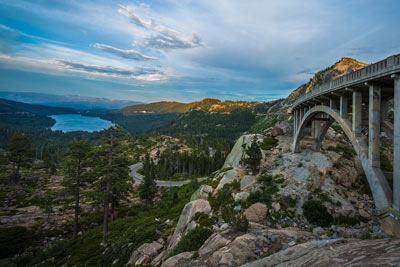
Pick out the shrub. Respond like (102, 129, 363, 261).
(259, 137, 278, 151)
(170, 226, 212, 256)
(334, 216, 359, 226)
(0, 226, 37, 259)
(327, 145, 355, 159)
(209, 181, 239, 210)
(247, 174, 280, 205)
(193, 212, 217, 228)
(230, 214, 249, 233)
(45, 239, 68, 258)
(221, 206, 249, 233)
(297, 162, 303, 167)
(302, 200, 333, 227)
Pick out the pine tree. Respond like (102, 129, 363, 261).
(91, 126, 132, 244)
(139, 167, 157, 207)
(243, 137, 262, 174)
(62, 139, 91, 239)
(43, 148, 57, 174)
(7, 132, 32, 180)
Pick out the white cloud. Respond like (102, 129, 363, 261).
(117, 3, 202, 51)
(0, 55, 169, 81)
(93, 43, 158, 61)
(117, 4, 152, 28)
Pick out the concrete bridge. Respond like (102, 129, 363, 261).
(291, 54, 400, 235)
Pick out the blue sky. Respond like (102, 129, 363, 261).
(0, 0, 399, 103)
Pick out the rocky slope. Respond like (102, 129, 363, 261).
(122, 121, 396, 266)
(119, 56, 397, 266)
(288, 57, 368, 99)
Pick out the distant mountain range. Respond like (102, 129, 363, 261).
(0, 98, 76, 116)
(114, 98, 260, 115)
(0, 92, 144, 110)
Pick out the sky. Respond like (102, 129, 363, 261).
(0, 0, 399, 103)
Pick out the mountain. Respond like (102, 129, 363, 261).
(0, 92, 144, 110)
(289, 57, 368, 99)
(114, 98, 260, 115)
(0, 98, 58, 129)
(0, 98, 76, 116)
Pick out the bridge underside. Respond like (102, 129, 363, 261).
(291, 64, 400, 235)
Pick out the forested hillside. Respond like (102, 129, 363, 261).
(114, 98, 259, 115)
(0, 98, 76, 116)
(158, 109, 257, 146)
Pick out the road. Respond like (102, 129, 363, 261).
(129, 163, 209, 187)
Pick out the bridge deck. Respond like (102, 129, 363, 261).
(293, 54, 400, 108)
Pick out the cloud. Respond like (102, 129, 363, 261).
(140, 30, 202, 51)
(93, 43, 158, 61)
(117, 4, 151, 28)
(118, 4, 202, 51)
(0, 54, 169, 81)
(56, 59, 164, 79)
(0, 24, 20, 53)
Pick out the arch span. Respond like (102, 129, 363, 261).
(293, 105, 393, 210)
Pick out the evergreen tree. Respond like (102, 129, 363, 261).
(243, 137, 262, 174)
(43, 148, 57, 174)
(7, 132, 32, 180)
(91, 126, 132, 244)
(139, 168, 157, 207)
(62, 139, 91, 239)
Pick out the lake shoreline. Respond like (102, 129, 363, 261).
(49, 114, 114, 133)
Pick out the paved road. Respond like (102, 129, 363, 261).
(129, 163, 209, 187)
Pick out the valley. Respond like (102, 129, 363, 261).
(0, 56, 398, 266)
(0, 19, 399, 266)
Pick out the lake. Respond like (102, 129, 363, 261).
(49, 114, 114, 133)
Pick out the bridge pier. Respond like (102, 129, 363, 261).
(381, 98, 390, 122)
(311, 120, 316, 138)
(299, 108, 304, 127)
(352, 90, 362, 136)
(340, 95, 348, 119)
(392, 74, 400, 211)
(330, 98, 338, 112)
(368, 84, 381, 168)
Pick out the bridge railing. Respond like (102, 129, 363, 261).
(293, 54, 400, 108)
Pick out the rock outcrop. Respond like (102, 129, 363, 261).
(244, 203, 268, 224)
(241, 238, 400, 267)
(166, 199, 211, 253)
(126, 241, 163, 266)
(222, 134, 265, 169)
(161, 252, 194, 267)
(190, 185, 213, 201)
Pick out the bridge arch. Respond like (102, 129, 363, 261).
(293, 105, 393, 211)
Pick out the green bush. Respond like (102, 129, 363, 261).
(230, 214, 249, 233)
(193, 212, 217, 228)
(45, 239, 68, 258)
(259, 137, 278, 151)
(247, 174, 280, 205)
(327, 145, 355, 159)
(170, 226, 212, 257)
(334, 216, 359, 226)
(209, 181, 239, 210)
(0, 226, 37, 259)
(302, 200, 333, 227)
